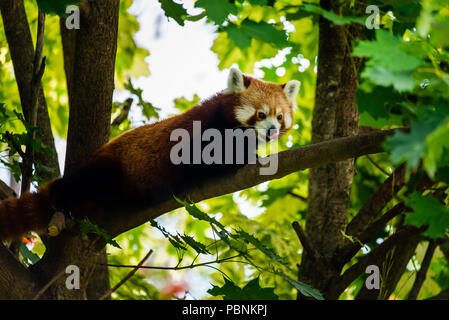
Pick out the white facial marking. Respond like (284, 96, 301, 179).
(235, 105, 255, 124)
(262, 104, 270, 115)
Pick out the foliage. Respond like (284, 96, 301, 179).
(36, 0, 80, 16)
(147, 197, 323, 299)
(208, 277, 278, 300)
(79, 217, 121, 249)
(405, 192, 449, 239)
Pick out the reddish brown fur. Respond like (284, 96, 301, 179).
(0, 74, 296, 241)
(0, 183, 53, 241)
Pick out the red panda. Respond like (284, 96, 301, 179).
(0, 68, 300, 241)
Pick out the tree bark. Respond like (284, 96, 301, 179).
(298, 0, 362, 298)
(30, 0, 119, 299)
(105, 129, 397, 238)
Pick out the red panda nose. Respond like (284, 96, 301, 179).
(267, 126, 279, 139)
(268, 125, 277, 133)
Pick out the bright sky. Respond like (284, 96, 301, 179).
(123, 0, 229, 120)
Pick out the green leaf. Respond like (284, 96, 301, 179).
(173, 94, 201, 112)
(19, 243, 40, 265)
(356, 86, 403, 120)
(179, 234, 211, 255)
(405, 192, 449, 239)
(158, 0, 188, 26)
(247, 0, 268, 5)
(222, 19, 289, 49)
(174, 196, 226, 230)
(149, 219, 187, 251)
(232, 229, 283, 262)
(208, 277, 278, 300)
(384, 121, 434, 169)
(363, 67, 416, 92)
(437, 166, 449, 184)
(353, 29, 424, 91)
(124, 79, 160, 121)
(425, 118, 449, 177)
(240, 19, 289, 49)
(384, 107, 449, 174)
(222, 23, 252, 49)
(79, 217, 121, 249)
(301, 3, 366, 26)
(354, 30, 423, 71)
(36, 0, 80, 16)
(283, 275, 324, 300)
(195, 0, 238, 25)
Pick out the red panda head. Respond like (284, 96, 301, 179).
(224, 68, 300, 141)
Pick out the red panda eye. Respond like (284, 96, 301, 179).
(277, 114, 283, 120)
(258, 112, 266, 119)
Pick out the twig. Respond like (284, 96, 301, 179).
(334, 202, 408, 267)
(99, 249, 153, 300)
(111, 98, 133, 126)
(32, 269, 66, 300)
(21, 9, 46, 194)
(407, 240, 437, 300)
(366, 154, 390, 176)
(345, 163, 406, 238)
(288, 192, 307, 202)
(103, 254, 243, 271)
(292, 221, 321, 261)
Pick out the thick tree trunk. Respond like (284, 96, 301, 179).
(58, 3, 112, 300)
(298, 0, 362, 298)
(30, 0, 119, 299)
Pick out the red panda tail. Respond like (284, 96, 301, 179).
(0, 182, 54, 241)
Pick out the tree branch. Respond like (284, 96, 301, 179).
(366, 154, 390, 176)
(407, 240, 437, 300)
(99, 249, 153, 300)
(21, 9, 46, 194)
(106, 129, 401, 238)
(111, 98, 133, 127)
(292, 221, 322, 262)
(334, 202, 408, 266)
(0, 243, 46, 299)
(331, 226, 424, 297)
(345, 163, 407, 239)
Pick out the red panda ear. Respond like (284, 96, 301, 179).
(226, 68, 250, 93)
(282, 80, 300, 105)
